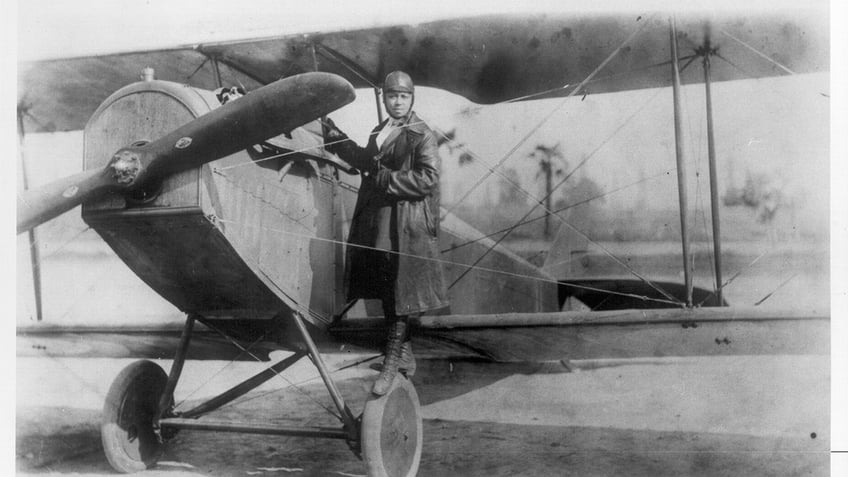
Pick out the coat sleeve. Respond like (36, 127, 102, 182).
(325, 129, 378, 173)
(379, 131, 440, 199)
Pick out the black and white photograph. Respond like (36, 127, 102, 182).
(10, 0, 844, 475)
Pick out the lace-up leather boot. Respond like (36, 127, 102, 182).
(370, 341, 416, 377)
(372, 319, 409, 395)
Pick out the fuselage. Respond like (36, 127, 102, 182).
(81, 80, 558, 335)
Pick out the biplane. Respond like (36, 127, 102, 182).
(16, 2, 830, 476)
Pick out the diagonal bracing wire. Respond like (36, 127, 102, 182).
(444, 14, 656, 219)
(210, 102, 686, 300)
(211, 14, 686, 306)
(437, 82, 667, 252)
(713, 52, 758, 81)
(463, 54, 698, 107)
(215, 353, 384, 413)
(754, 273, 797, 306)
(24, 226, 94, 275)
(217, 218, 681, 307)
(436, 17, 691, 304)
(441, 171, 668, 254)
(198, 318, 342, 420)
(696, 250, 769, 307)
(719, 29, 796, 75)
(172, 333, 272, 411)
(212, 50, 693, 174)
(445, 92, 686, 303)
(211, 60, 684, 175)
(144, 13, 712, 309)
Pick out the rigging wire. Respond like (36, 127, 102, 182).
(17, 17, 821, 432)
(172, 333, 272, 411)
(186, 56, 210, 82)
(23, 16, 763, 338)
(198, 318, 342, 420)
(208, 17, 658, 218)
(442, 92, 692, 301)
(19, 226, 95, 320)
(696, 250, 769, 307)
(719, 29, 796, 75)
(18, 177, 346, 419)
(315, 44, 381, 89)
(53, 270, 114, 324)
(213, 53, 690, 174)
(25, 347, 109, 401)
(211, 32, 689, 305)
(754, 273, 797, 306)
(217, 218, 682, 307)
(466, 54, 698, 106)
(440, 23, 720, 298)
(444, 15, 655, 219)
(19, 215, 335, 419)
(211, 118, 676, 302)
(713, 52, 814, 112)
(695, 166, 717, 286)
(713, 52, 758, 82)
(681, 56, 710, 287)
(698, 46, 823, 301)
(24, 226, 94, 273)
(445, 85, 672, 291)
(212, 65, 685, 175)
(212, 97, 688, 301)
(216, 169, 547, 307)
(691, 78, 718, 289)
(440, 82, 668, 248)
(25, 12, 804, 329)
(17, 103, 51, 131)
(216, 353, 384, 412)
(441, 171, 669, 254)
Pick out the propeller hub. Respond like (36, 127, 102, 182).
(109, 149, 142, 186)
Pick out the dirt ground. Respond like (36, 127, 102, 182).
(15, 354, 829, 476)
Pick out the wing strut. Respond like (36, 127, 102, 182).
(211, 56, 223, 88)
(18, 105, 43, 321)
(699, 27, 724, 305)
(669, 16, 694, 307)
(314, 42, 384, 123)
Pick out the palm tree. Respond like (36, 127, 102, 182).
(530, 143, 566, 238)
(435, 128, 473, 166)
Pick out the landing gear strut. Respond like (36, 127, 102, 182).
(99, 313, 423, 476)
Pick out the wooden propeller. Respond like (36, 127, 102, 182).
(17, 72, 355, 234)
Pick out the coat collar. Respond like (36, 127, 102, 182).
(378, 111, 427, 135)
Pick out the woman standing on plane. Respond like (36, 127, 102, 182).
(325, 71, 449, 395)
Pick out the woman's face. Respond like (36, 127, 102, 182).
(384, 91, 413, 119)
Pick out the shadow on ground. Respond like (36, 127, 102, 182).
(17, 360, 828, 476)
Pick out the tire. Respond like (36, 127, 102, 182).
(361, 376, 423, 477)
(101, 360, 168, 473)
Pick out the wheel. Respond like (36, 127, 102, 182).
(361, 376, 423, 477)
(101, 360, 168, 473)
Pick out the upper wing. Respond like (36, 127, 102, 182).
(18, 48, 264, 133)
(243, 11, 828, 101)
(19, 10, 829, 133)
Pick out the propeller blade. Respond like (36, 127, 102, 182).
(17, 168, 118, 234)
(138, 72, 355, 181)
(17, 72, 355, 234)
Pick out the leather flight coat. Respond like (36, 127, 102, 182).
(328, 112, 449, 315)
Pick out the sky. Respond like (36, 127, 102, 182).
(16, 0, 831, 61)
(4, 0, 848, 466)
